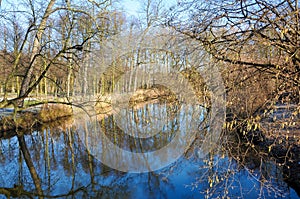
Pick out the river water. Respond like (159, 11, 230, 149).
(0, 102, 299, 198)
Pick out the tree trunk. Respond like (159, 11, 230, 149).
(82, 59, 88, 97)
(18, 0, 56, 107)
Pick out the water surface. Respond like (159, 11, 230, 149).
(0, 102, 299, 198)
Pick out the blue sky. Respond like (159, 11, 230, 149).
(0, 0, 177, 16)
(119, 0, 177, 17)
(120, 0, 141, 16)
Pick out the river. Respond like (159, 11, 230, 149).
(0, 101, 299, 198)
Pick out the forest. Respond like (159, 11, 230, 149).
(0, 0, 300, 198)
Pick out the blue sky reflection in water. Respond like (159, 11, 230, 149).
(0, 102, 299, 198)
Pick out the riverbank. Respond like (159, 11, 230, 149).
(0, 87, 180, 137)
(1, 91, 300, 197)
(0, 104, 73, 138)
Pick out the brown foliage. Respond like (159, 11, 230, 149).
(224, 64, 275, 119)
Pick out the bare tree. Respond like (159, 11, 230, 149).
(0, 0, 111, 108)
(168, 0, 300, 118)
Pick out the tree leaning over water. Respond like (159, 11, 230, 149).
(0, 0, 113, 108)
(167, 0, 300, 125)
(167, 1, 300, 195)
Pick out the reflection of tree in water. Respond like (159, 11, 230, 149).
(17, 134, 43, 197)
(0, 118, 179, 198)
(100, 104, 180, 153)
(187, 130, 300, 198)
(0, 133, 44, 198)
(0, 107, 299, 198)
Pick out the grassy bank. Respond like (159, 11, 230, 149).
(0, 104, 73, 137)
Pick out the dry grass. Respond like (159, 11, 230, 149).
(38, 104, 73, 122)
(0, 104, 73, 133)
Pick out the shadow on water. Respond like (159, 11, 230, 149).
(0, 102, 299, 198)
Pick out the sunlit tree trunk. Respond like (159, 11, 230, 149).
(18, 0, 56, 107)
(66, 57, 73, 98)
(82, 54, 89, 97)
